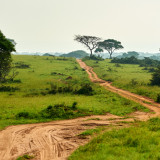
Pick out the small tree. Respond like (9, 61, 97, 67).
(0, 31, 16, 82)
(97, 39, 124, 59)
(150, 66, 160, 86)
(74, 35, 101, 57)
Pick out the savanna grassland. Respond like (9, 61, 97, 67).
(83, 59, 160, 101)
(69, 118, 160, 160)
(0, 55, 148, 130)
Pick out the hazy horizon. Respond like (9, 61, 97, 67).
(1, 0, 160, 53)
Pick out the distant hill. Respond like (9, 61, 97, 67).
(60, 50, 89, 58)
(43, 53, 54, 56)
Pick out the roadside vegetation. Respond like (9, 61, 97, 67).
(69, 118, 160, 160)
(0, 55, 148, 130)
(83, 58, 160, 101)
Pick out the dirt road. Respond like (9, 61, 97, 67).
(0, 59, 160, 160)
(77, 59, 160, 119)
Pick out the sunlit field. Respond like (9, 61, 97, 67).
(84, 59, 160, 101)
(0, 55, 148, 129)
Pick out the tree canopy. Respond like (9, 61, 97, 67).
(74, 35, 101, 57)
(0, 30, 16, 82)
(97, 39, 124, 59)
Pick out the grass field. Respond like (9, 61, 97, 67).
(69, 118, 160, 160)
(0, 55, 148, 130)
(84, 59, 160, 101)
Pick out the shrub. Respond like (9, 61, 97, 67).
(48, 82, 94, 95)
(15, 62, 30, 69)
(50, 72, 64, 76)
(16, 112, 30, 119)
(114, 63, 121, 67)
(48, 83, 74, 94)
(0, 85, 19, 92)
(40, 102, 83, 119)
(156, 94, 160, 103)
(150, 66, 160, 86)
(76, 84, 93, 95)
(130, 78, 138, 86)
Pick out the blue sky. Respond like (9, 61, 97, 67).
(1, 0, 160, 53)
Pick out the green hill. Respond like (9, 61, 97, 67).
(61, 50, 89, 58)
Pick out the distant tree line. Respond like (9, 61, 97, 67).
(117, 51, 139, 59)
(111, 57, 160, 68)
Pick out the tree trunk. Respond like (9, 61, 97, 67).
(90, 49, 93, 57)
(109, 53, 112, 59)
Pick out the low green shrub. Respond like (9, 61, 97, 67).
(130, 78, 138, 86)
(76, 84, 93, 95)
(16, 111, 37, 119)
(15, 62, 30, 69)
(48, 82, 94, 95)
(49, 83, 74, 94)
(156, 94, 160, 103)
(0, 85, 19, 92)
(16, 102, 90, 120)
(40, 102, 83, 119)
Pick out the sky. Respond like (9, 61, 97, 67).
(1, 0, 160, 53)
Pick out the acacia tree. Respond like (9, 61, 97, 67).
(0, 31, 16, 82)
(97, 39, 124, 59)
(74, 35, 101, 57)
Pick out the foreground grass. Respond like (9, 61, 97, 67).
(84, 59, 160, 101)
(69, 118, 160, 160)
(0, 56, 148, 130)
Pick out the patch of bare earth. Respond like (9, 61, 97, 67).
(0, 59, 160, 160)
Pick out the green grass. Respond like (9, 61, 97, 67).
(79, 127, 105, 138)
(69, 118, 160, 160)
(0, 55, 149, 130)
(16, 154, 34, 160)
(84, 59, 160, 101)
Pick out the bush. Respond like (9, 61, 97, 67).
(150, 66, 160, 86)
(114, 63, 121, 67)
(16, 102, 90, 120)
(0, 85, 19, 92)
(48, 82, 94, 95)
(40, 102, 85, 119)
(16, 112, 31, 119)
(156, 94, 160, 103)
(130, 78, 138, 86)
(48, 83, 74, 94)
(76, 84, 93, 95)
(15, 62, 30, 69)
